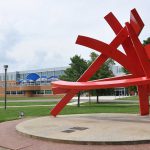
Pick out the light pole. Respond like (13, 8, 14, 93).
(4, 65, 8, 110)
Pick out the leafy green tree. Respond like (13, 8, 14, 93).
(88, 52, 114, 80)
(60, 55, 88, 81)
(60, 52, 115, 103)
(59, 55, 88, 107)
(60, 52, 114, 82)
(143, 37, 150, 45)
(88, 52, 115, 102)
(121, 67, 129, 74)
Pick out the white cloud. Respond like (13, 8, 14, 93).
(0, 0, 150, 72)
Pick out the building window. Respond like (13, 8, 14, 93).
(45, 90, 52, 94)
(6, 91, 10, 94)
(11, 91, 16, 95)
(36, 90, 44, 94)
(17, 91, 24, 94)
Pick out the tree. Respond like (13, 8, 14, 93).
(88, 52, 114, 80)
(121, 67, 129, 74)
(88, 52, 115, 102)
(60, 55, 88, 81)
(60, 52, 115, 82)
(60, 55, 88, 107)
(60, 52, 115, 103)
(143, 37, 150, 45)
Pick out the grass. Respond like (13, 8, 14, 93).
(115, 96, 138, 100)
(60, 103, 139, 115)
(0, 106, 51, 123)
(0, 102, 140, 123)
(0, 101, 57, 106)
(0, 95, 63, 100)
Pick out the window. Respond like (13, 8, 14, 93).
(36, 90, 44, 94)
(17, 91, 24, 94)
(11, 91, 16, 95)
(45, 90, 52, 94)
(6, 91, 10, 94)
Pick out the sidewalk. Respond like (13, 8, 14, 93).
(0, 96, 132, 103)
(73, 96, 130, 100)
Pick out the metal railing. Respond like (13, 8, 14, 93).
(0, 81, 51, 87)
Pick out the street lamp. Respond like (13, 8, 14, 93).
(4, 65, 8, 110)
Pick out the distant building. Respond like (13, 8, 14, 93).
(0, 67, 67, 97)
(0, 65, 127, 97)
(111, 65, 128, 96)
(111, 65, 124, 76)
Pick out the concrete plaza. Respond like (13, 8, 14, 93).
(1, 114, 150, 149)
(16, 113, 150, 145)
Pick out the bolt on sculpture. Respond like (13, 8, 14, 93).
(51, 8, 150, 117)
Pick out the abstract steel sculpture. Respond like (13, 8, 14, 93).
(51, 8, 150, 116)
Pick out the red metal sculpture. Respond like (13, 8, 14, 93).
(51, 8, 150, 116)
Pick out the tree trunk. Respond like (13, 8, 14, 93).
(96, 95, 99, 103)
(77, 92, 80, 107)
(89, 91, 91, 104)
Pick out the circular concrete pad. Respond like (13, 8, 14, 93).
(16, 113, 150, 145)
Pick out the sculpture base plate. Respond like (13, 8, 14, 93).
(16, 113, 150, 145)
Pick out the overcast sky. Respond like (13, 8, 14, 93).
(0, 0, 150, 72)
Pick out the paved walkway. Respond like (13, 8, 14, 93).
(0, 96, 131, 103)
(0, 101, 88, 109)
(1, 117, 150, 150)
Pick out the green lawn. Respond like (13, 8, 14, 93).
(115, 96, 138, 100)
(0, 106, 51, 122)
(0, 101, 57, 106)
(0, 95, 63, 100)
(0, 102, 140, 123)
(61, 103, 139, 115)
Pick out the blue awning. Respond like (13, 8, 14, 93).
(26, 73, 40, 81)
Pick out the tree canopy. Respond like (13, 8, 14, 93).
(88, 52, 114, 80)
(60, 52, 115, 82)
(60, 55, 88, 81)
(60, 52, 115, 96)
(143, 37, 150, 45)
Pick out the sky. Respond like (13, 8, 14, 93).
(0, 0, 150, 72)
